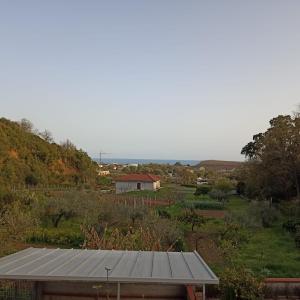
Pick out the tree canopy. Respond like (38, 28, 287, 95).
(241, 114, 300, 200)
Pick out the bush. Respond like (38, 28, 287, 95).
(157, 208, 171, 219)
(219, 266, 264, 300)
(180, 200, 224, 210)
(26, 228, 84, 247)
(282, 220, 300, 233)
(194, 201, 224, 210)
(25, 174, 39, 186)
(194, 185, 211, 195)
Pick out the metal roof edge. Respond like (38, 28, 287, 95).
(193, 250, 219, 281)
(0, 274, 219, 285)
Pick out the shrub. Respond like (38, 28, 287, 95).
(194, 201, 224, 210)
(180, 201, 224, 210)
(26, 228, 84, 248)
(180, 200, 224, 210)
(219, 266, 264, 300)
(194, 185, 211, 195)
(157, 208, 171, 219)
(25, 174, 39, 186)
(282, 220, 300, 233)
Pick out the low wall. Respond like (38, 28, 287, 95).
(264, 278, 300, 299)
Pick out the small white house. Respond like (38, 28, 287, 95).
(115, 174, 160, 194)
(197, 177, 209, 185)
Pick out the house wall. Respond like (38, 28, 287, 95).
(40, 281, 186, 300)
(116, 181, 160, 194)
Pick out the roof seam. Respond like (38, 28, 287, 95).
(166, 252, 173, 278)
(67, 250, 101, 275)
(150, 251, 155, 277)
(108, 251, 127, 277)
(87, 250, 113, 277)
(128, 251, 141, 277)
(27, 249, 72, 275)
(180, 252, 195, 279)
(47, 250, 86, 275)
(6, 248, 60, 275)
(0, 248, 44, 271)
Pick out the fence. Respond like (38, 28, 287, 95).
(0, 280, 34, 300)
(101, 195, 174, 208)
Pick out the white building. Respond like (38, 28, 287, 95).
(115, 174, 160, 194)
(197, 177, 209, 185)
(98, 170, 110, 176)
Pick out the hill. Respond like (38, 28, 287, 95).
(196, 160, 243, 171)
(0, 118, 98, 187)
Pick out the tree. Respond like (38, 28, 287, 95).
(61, 139, 76, 151)
(40, 130, 54, 143)
(38, 193, 79, 227)
(178, 209, 205, 231)
(219, 266, 264, 300)
(19, 118, 34, 133)
(210, 178, 234, 204)
(242, 114, 300, 200)
(194, 184, 211, 195)
(0, 200, 38, 240)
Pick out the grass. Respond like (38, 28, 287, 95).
(126, 184, 216, 202)
(225, 197, 300, 277)
(235, 224, 300, 277)
(226, 196, 249, 213)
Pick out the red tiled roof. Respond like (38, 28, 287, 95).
(115, 174, 160, 182)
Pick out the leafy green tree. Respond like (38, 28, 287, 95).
(194, 184, 211, 195)
(219, 266, 264, 300)
(178, 209, 205, 231)
(241, 114, 300, 200)
(210, 178, 234, 204)
(37, 193, 79, 227)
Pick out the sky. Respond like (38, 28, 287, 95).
(1, 1, 300, 161)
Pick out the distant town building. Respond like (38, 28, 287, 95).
(197, 177, 209, 185)
(115, 174, 160, 194)
(98, 170, 110, 176)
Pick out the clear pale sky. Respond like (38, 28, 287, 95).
(1, 1, 300, 161)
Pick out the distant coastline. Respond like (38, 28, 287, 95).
(93, 158, 200, 166)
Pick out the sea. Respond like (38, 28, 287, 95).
(94, 158, 200, 166)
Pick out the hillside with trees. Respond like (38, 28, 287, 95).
(0, 118, 98, 187)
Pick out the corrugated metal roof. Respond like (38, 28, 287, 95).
(0, 248, 218, 285)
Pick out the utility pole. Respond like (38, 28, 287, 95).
(99, 150, 111, 165)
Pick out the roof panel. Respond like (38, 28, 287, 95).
(127, 251, 153, 278)
(152, 252, 172, 278)
(167, 252, 191, 279)
(0, 248, 218, 285)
